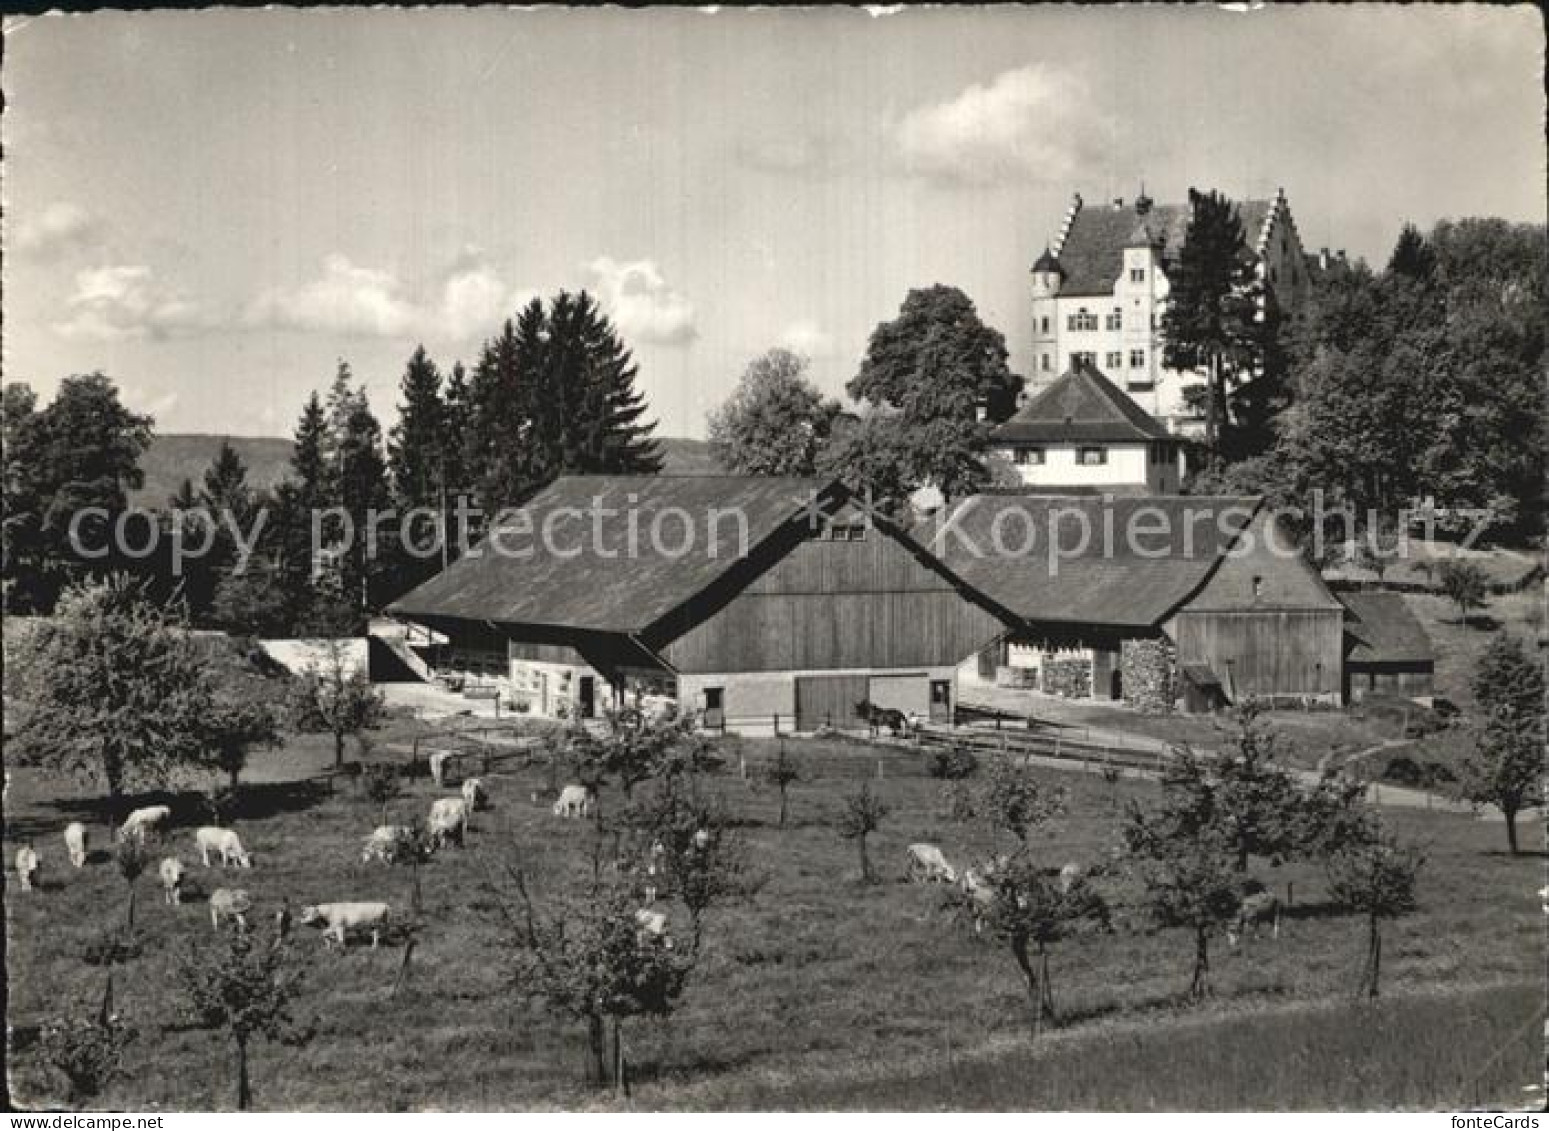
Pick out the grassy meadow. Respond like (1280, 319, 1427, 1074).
(5, 728, 1543, 1111)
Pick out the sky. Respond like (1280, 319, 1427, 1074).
(3, 5, 1543, 441)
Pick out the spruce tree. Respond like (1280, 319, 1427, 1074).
(1161, 189, 1263, 460)
(1386, 224, 1437, 284)
(388, 345, 445, 509)
(441, 360, 474, 503)
(550, 290, 663, 476)
(201, 440, 254, 525)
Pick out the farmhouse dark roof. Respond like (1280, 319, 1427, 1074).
(993, 360, 1173, 444)
(389, 475, 830, 634)
(1055, 198, 1272, 297)
(925, 495, 1264, 628)
(1340, 592, 1434, 665)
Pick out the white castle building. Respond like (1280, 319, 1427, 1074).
(1026, 187, 1312, 436)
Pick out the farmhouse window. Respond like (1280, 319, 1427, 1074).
(1106, 351, 1123, 369)
(1014, 447, 1046, 466)
(1130, 349, 1145, 368)
(1077, 446, 1107, 466)
(822, 521, 867, 541)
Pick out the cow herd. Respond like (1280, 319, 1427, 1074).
(9, 772, 635, 955)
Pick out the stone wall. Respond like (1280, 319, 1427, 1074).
(1041, 656, 1092, 698)
(1121, 638, 1175, 713)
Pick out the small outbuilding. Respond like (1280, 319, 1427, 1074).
(1338, 591, 1435, 705)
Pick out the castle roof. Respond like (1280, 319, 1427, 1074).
(1053, 197, 1274, 297)
(1031, 246, 1063, 275)
(992, 359, 1173, 445)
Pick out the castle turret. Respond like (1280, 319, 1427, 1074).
(1031, 246, 1064, 298)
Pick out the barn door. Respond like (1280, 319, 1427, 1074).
(795, 674, 869, 732)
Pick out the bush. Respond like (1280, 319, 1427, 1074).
(37, 1015, 135, 1100)
(929, 747, 980, 780)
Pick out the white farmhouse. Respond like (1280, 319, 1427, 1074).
(1026, 187, 1312, 436)
(990, 358, 1184, 494)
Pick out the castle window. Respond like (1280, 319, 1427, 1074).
(1069, 308, 1098, 332)
(1039, 316, 1050, 334)
(1071, 351, 1097, 367)
(1105, 308, 1123, 331)
(1105, 351, 1123, 369)
(1040, 353, 1052, 372)
(1130, 349, 1145, 368)
(1014, 447, 1046, 467)
(1130, 266, 1145, 283)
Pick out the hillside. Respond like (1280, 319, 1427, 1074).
(135, 434, 720, 506)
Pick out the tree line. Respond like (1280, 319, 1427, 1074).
(2, 290, 662, 632)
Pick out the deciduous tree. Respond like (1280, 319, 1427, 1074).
(708, 348, 841, 476)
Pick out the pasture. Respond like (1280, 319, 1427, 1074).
(5, 731, 1544, 1110)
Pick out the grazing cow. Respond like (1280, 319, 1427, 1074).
(299, 902, 392, 949)
(159, 857, 186, 904)
(209, 887, 252, 930)
(196, 826, 252, 868)
(428, 750, 452, 788)
(461, 777, 489, 812)
(427, 797, 469, 850)
(120, 805, 172, 843)
(15, 844, 40, 892)
(1058, 862, 1083, 894)
(1228, 891, 1282, 947)
(361, 825, 414, 865)
(63, 822, 88, 869)
(906, 843, 958, 884)
(552, 784, 594, 819)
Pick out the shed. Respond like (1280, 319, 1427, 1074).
(1339, 591, 1435, 705)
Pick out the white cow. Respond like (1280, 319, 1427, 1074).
(427, 797, 469, 850)
(361, 825, 414, 865)
(1228, 891, 1282, 947)
(1058, 862, 1084, 894)
(63, 822, 88, 869)
(196, 826, 252, 868)
(209, 887, 252, 930)
(159, 857, 186, 904)
(552, 784, 594, 819)
(120, 805, 172, 843)
(906, 843, 958, 884)
(428, 750, 452, 788)
(299, 901, 392, 949)
(15, 844, 40, 892)
(461, 777, 489, 812)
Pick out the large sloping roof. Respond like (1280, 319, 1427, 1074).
(1340, 591, 1434, 665)
(1054, 199, 1272, 297)
(388, 476, 829, 634)
(924, 495, 1264, 627)
(993, 360, 1172, 444)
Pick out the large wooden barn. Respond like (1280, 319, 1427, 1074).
(387, 476, 1012, 733)
(930, 494, 1347, 709)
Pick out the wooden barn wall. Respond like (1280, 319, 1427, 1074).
(659, 524, 1006, 674)
(1186, 512, 1342, 612)
(1174, 609, 1343, 698)
(662, 589, 1002, 674)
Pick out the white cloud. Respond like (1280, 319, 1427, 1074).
(894, 64, 1106, 186)
(244, 251, 534, 342)
(13, 201, 103, 258)
(585, 257, 699, 346)
(778, 319, 836, 359)
(244, 254, 420, 338)
(52, 264, 211, 341)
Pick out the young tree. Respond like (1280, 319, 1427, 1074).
(500, 866, 694, 1090)
(635, 786, 758, 949)
(36, 1012, 136, 1104)
(1324, 829, 1423, 998)
(1458, 633, 1545, 853)
(845, 285, 1017, 501)
(757, 738, 804, 827)
(707, 348, 841, 476)
(950, 853, 1108, 1038)
(287, 642, 386, 769)
(178, 924, 310, 1110)
(952, 756, 1067, 849)
(1122, 808, 1242, 1001)
(1435, 559, 1489, 623)
(1160, 190, 1263, 458)
(1204, 701, 1305, 871)
(203, 698, 282, 792)
(8, 575, 213, 811)
(363, 763, 403, 826)
(836, 781, 889, 883)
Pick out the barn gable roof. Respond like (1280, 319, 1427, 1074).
(925, 494, 1272, 628)
(1339, 591, 1434, 665)
(993, 359, 1173, 444)
(388, 475, 1010, 641)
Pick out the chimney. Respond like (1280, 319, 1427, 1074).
(1318, 247, 1331, 269)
